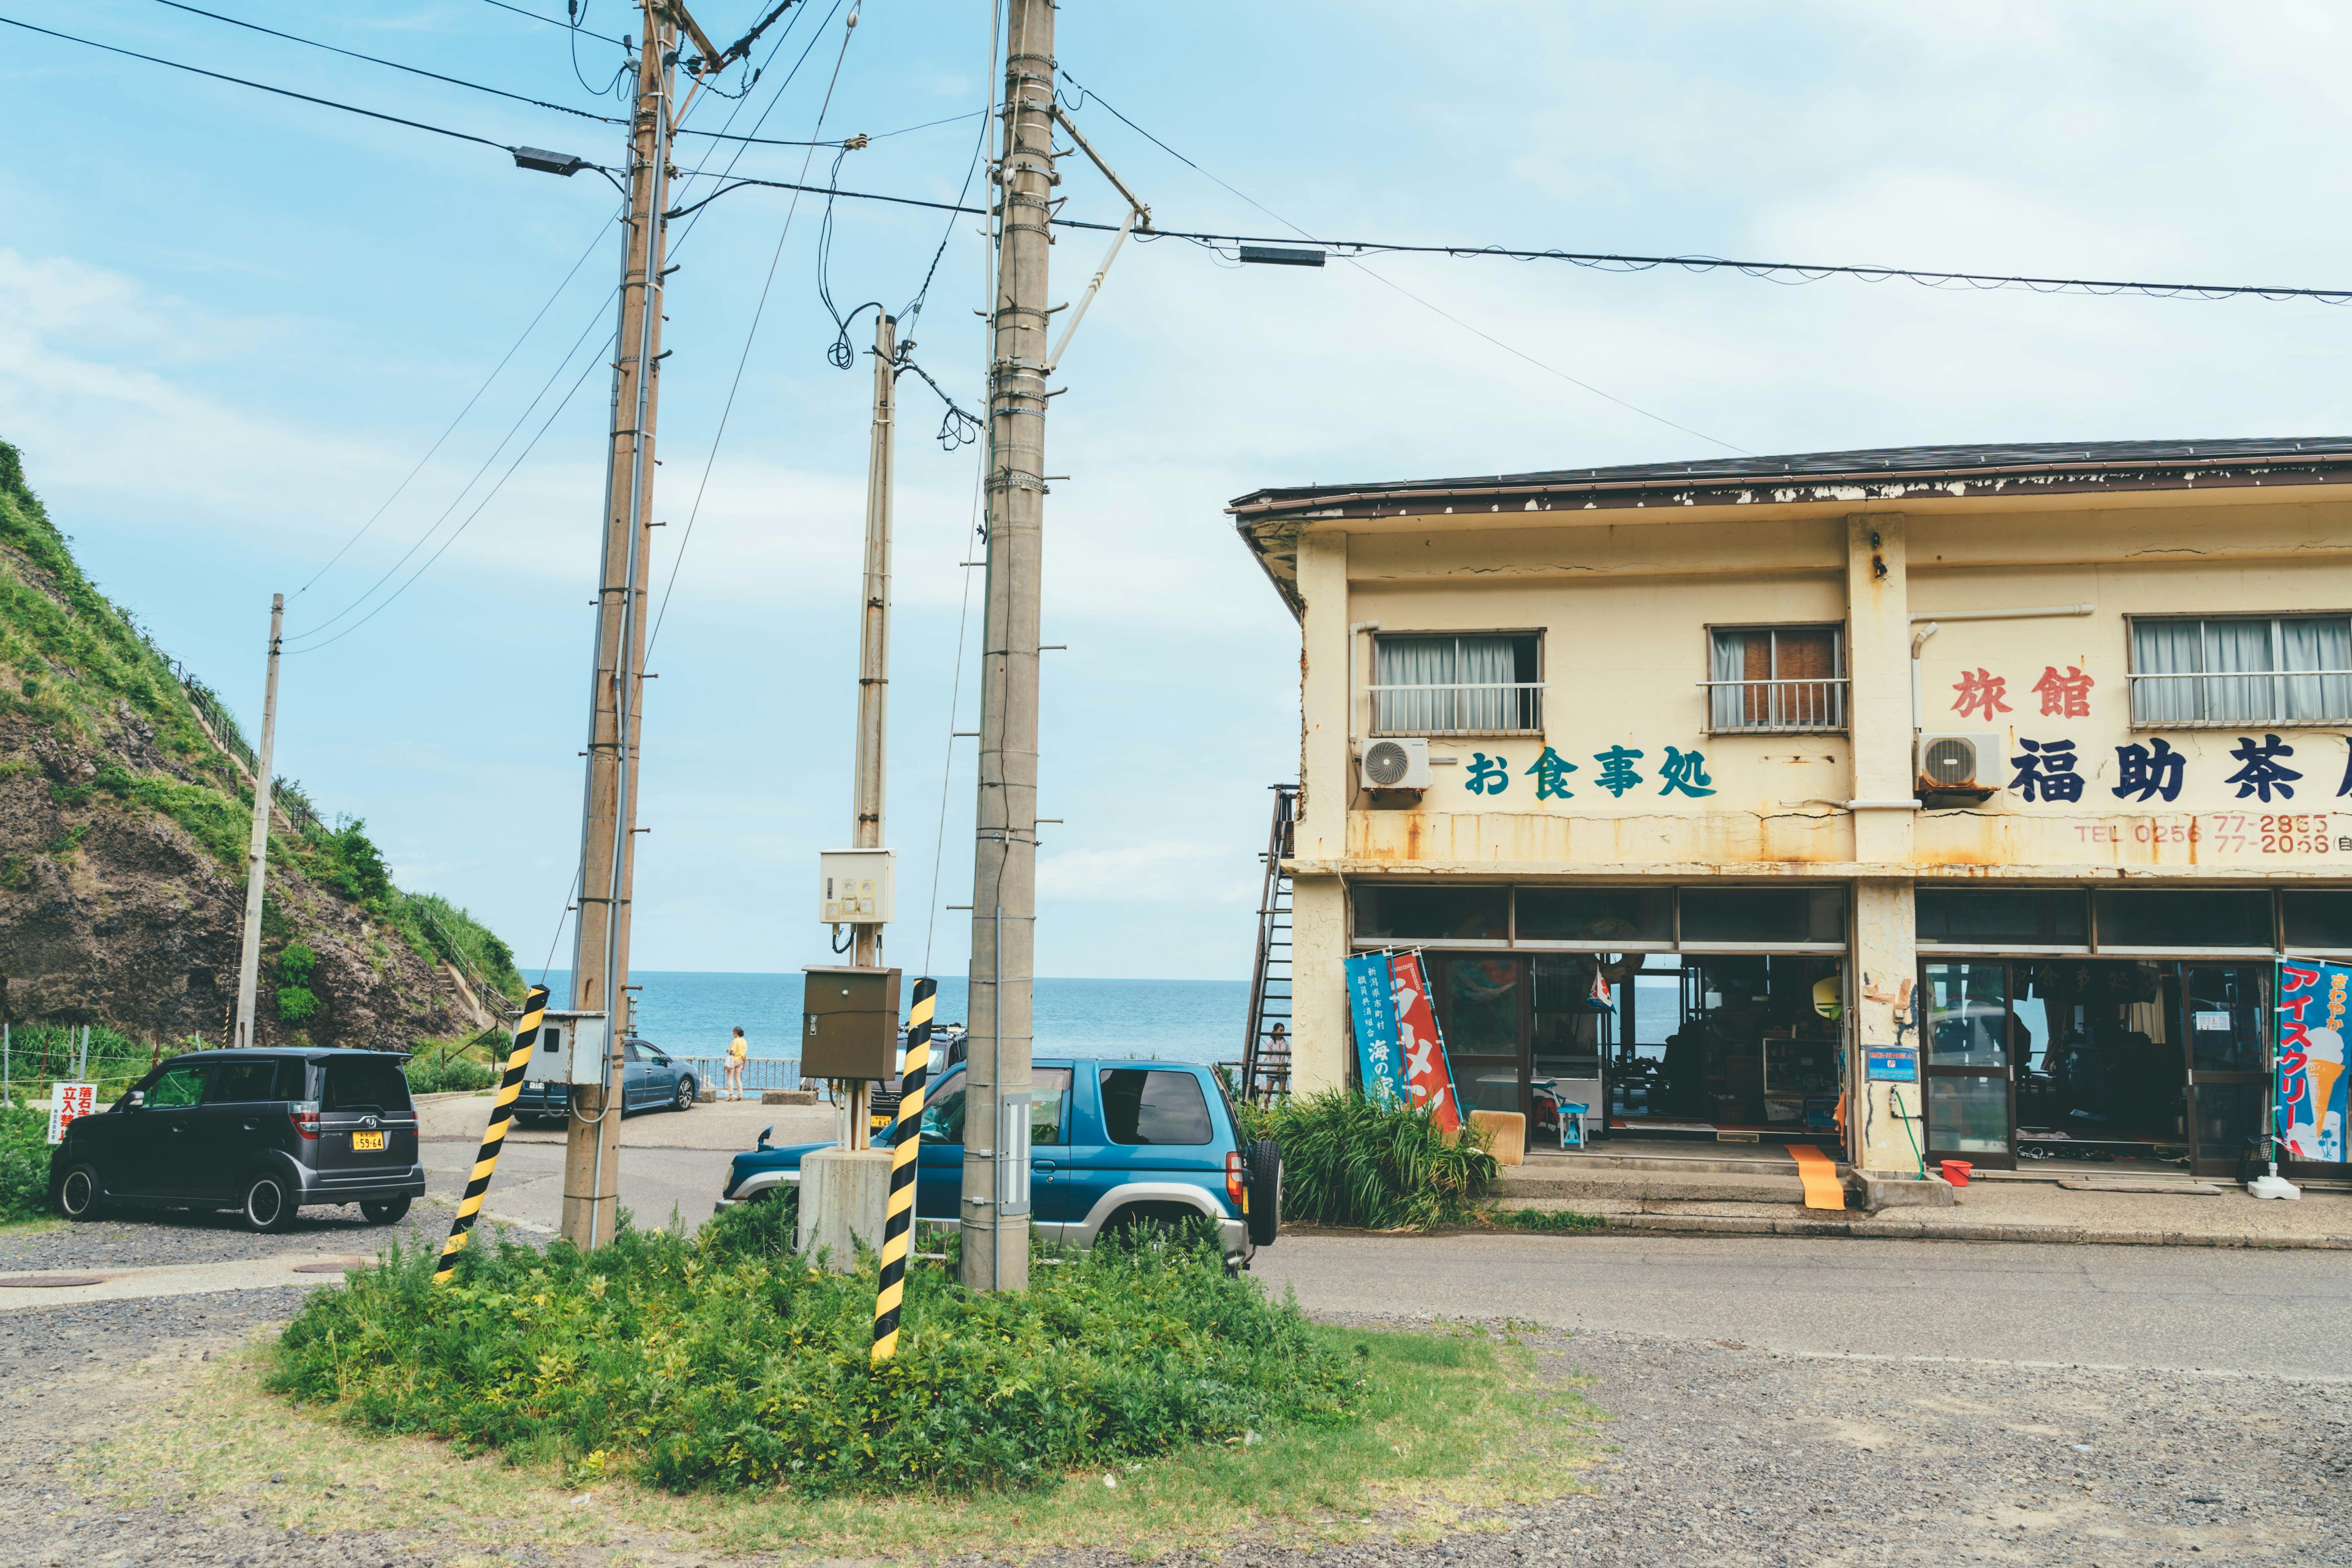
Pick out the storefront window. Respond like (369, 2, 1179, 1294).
(2195, 1082, 2264, 1168)
(1517, 888, 1673, 944)
(1352, 885, 1507, 941)
(2282, 890, 2352, 951)
(1916, 889, 2087, 946)
(1928, 1075, 2011, 1154)
(1923, 962, 2009, 1067)
(1679, 887, 1845, 945)
(2183, 966, 2267, 1073)
(2093, 889, 2272, 949)
(1432, 956, 1523, 1117)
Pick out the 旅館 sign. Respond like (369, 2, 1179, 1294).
(1343, 950, 1462, 1132)
(2277, 960, 2351, 1164)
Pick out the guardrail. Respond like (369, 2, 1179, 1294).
(679, 1056, 804, 1091)
(1700, 677, 1848, 734)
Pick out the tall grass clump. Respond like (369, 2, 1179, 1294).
(270, 1203, 1364, 1498)
(1240, 1090, 1498, 1230)
(0, 1104, 48, 1223)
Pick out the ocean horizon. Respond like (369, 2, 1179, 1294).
(535, 971, 1251, 1069)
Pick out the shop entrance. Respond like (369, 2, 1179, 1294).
(1425, 951, 1845, 1150)
(1918, 959, 2269, 1178)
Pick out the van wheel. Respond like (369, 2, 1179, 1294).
(360, 1196, 410, 1225)
(241, 1173, 295, 1233)
(1245, 1139, 1283, 1246)
(58, 1164, 102, 1221)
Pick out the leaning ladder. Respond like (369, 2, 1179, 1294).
(1240, 783, 1298, 1102)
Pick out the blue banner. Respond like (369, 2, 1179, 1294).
(1345, 952, 1409, 1103)
(2278, 958, 2350, 1164)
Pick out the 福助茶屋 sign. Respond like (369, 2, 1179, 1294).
(1344, 951, 1463, 1131)
(2277, 960, 2350, 1164)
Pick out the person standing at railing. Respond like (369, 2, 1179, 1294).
(724, 1026, 749, 1101)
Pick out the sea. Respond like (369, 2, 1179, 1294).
(536, 971, 1250, 1069)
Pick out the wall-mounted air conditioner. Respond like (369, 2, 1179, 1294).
(1360, 736, 1432, 791)
(1916, 732, 2005, 797)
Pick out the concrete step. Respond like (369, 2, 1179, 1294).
(1529, 1150, 1809, 1177)
(1498, 1166, 1820, 1205)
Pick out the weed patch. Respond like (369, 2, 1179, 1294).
(1491, 1207, 1608, 1234)
(1238, 1090, 1499, 1229)
(0, 1104, 48, 1221)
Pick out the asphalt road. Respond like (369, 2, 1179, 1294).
(1259, 1231, 2352, 1379)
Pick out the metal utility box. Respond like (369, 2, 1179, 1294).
(819, 848, 895, 925)
(520, 1010, 611, 1087)
(801, 967, 902, 1080)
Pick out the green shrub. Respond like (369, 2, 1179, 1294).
(404, 1050, 495, 1095)
(0, 1105, 48, 1223)
(275, 987, 319, 1023)
(1240, 1090, 1498, 1230)
(270, 1216, 1363, 1498)
(278, 943, 316, 986)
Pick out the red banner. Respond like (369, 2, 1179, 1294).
(1387, 951, 1461, 1133)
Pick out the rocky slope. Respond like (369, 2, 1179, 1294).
(0, 440, 516, 1049)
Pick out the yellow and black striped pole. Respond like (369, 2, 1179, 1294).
(871, 976, 933, 1361)
(434, 984, 548, 1284)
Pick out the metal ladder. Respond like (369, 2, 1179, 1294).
(1240, 783, 1298, 1103)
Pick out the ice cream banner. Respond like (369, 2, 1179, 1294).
(2276, 959, 2350, 1164)
(1386, 951, 1463, 1134)
(1346, 952, 1409, 1104)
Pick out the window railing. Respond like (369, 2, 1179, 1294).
(2127, 668, 2352, 728)
(1370, 681, 1545, 736)
(1700, 677, 1849, 734)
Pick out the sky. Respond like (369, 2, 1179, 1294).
(9, 1, 2352, 984)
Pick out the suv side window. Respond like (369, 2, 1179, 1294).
(208, 1060, 292, 1102)
(921, 1074, 967, 1144)
(1031, 1068, 1072, 1144)
(1098, 1069, 1213, 1146)
(147, 1063, 209, 1108)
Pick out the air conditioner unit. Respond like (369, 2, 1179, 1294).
(1360, 736, 1432, 791)
(1917, 732, 2005, 795)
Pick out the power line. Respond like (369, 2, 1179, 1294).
(293, 206, 620, 605)
(473, 0, 633, 50)
(143, 0, 626, 126)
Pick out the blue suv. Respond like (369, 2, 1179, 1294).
(717, 1058, 1281, 1265)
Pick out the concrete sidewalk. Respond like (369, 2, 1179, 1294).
(1512, 1171, 2352, 1248)
(413, 1090, 835, 1150)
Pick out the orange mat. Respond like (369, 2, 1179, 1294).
(1787, 1144, 1847, 1211)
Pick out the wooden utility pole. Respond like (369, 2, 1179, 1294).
(963, 0, 1056, 1292)
(845, 311, 898, 1151)
(232, 593, 283, 1049)
(564, 2, 680, 1250)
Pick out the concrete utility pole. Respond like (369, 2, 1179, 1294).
(845, 310, 898, 1150)
(963, 0, 1057, 1292)
(564, 1, 680, 1250)
(232, 594, 283, 1049)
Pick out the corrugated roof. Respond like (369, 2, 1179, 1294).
(1227, 436, 2352, 516)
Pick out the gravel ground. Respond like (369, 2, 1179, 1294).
(0, 1205, 445, 1273)
(3, 1215, 2344, 1566)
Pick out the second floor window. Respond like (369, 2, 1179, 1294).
(1372, 631, 1542, 735)
(2130, 615, 2352, 726)
(1708, 624, 1845, 732)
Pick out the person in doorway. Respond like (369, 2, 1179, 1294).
(725, 1026, 748, 1101)
(1262, 1022, 1291, 1092)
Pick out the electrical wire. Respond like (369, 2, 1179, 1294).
(665, 0, 839, 251)
(644, 1, 861, 661)
(141, 0, 626, 125)
(292, 205, 619, 605)
(475, 0, 632, 50)
(564, 0, 633, 100)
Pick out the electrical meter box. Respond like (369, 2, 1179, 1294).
(819, 848, 895, 925)
(520, 1009, 611, 1087)
(801, 967, 902, 1080)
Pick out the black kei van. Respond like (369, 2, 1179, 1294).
(48, 1049, 426, 1232)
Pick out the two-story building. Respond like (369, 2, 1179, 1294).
(1232, 439, 2352, 1183)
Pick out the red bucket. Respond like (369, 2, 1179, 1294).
(1940, 1159, 1972, 1187)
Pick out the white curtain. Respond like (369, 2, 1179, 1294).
(1708, 630, 1746, 731)
(2204, 618, 2274, 725)
(1374, 635, 1527, 733)
(2132, 619, 2202, 725)
(2280, 617, 2352, 723)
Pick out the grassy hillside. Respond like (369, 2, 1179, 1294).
(0, 439, 522, 1021)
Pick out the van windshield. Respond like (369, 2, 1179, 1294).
(321, 1057, 414, 1115)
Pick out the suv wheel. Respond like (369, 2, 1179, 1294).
(360, 1196, 410, 1225)
(1245, 1139, 1283, 1247)
(674, 1077, 696, 1113)
(58, 1164, 101, 1221)
(241, 1173, 295, 1233)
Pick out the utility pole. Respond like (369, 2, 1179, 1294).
(232, 594, 283, 1049)
(563, 1, 682, 1250)
(845, 310, 898, 1152)
(963, 0, 1056, 1292)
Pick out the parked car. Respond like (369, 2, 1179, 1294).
(48, 1048, 425, 1232)
(511, 1036, 698, 1126)
(715, 1057, 1282, 1265)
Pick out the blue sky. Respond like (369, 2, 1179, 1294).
(8, 1, 2352, 983)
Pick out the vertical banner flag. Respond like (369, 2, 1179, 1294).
(1346, 952, 1408, 1103)
(1387, 951, 1463, 1134)
(2278, 959, 2350, 1164)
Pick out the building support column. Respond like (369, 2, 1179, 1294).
(1852, 877, 1922, 1176)
(1845, 516, 1920, 1174)
(1292, 528, 1352, 1096)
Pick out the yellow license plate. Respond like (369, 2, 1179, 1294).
(351, 1131, 386, 1152)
